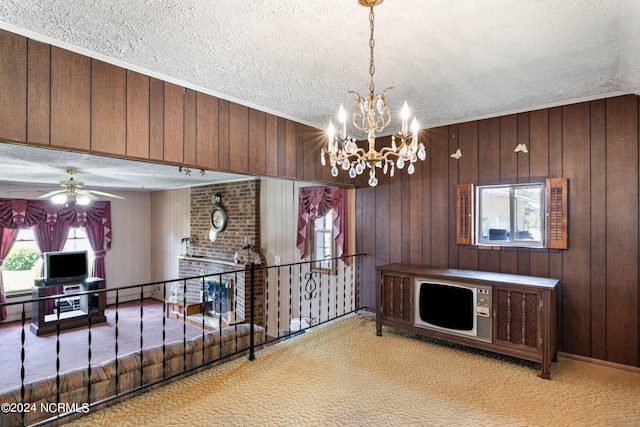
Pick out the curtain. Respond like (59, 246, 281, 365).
(0, 227, 19, 322)
(0, 198, 112, 316)
(296, 186, 349, 266)
(33, 220, 71, 315)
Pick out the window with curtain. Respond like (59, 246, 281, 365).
(2, 227, 93, 294)
(0, 198, 112, 321)
(297, 186, 349, 272)
(310, 210, 336, 273)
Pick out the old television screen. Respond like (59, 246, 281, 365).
(419, 283, 474, 331)
(44, 250, 88, 285)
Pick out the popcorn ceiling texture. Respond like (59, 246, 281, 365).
(1, 0, 639, 135)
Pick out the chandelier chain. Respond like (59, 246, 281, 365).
(369, 6, 375, 96)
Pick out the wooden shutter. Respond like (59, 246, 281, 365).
(546, 178, 568, 249)
(456, 183, 474, 245)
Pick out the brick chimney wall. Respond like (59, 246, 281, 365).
(178, 179, 263, 325)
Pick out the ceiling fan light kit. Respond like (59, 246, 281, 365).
(38, 168, 125, 206)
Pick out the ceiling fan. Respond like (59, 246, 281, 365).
(38, 168, 125, 206)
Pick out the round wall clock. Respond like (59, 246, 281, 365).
(210, 203, 228, 232)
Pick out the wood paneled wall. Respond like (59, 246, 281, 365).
(356, 95, 640, 367)
(0, 29, 344, 186)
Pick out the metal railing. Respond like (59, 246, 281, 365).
(0, 253, 366, 426)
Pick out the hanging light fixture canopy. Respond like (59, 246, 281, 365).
(321, 0, 426, 187)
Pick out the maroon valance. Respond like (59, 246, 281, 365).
(296, 186, 349, 266)
(0, 198, 112, 250)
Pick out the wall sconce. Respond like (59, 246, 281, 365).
(514, 143, 528, 153)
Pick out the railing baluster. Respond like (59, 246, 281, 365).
(182, 279, 187, 372)
(87, 301, 93, 405)
(114, 288, 119, 395)
(139, 284, 144, 387)
(249, 263, 255, 361)
(56, 294, 61, 422)
(264, 267, 269, 341)
(288, 264, 292, 336)
(277, 266, 281, 337)
(162, 282, 166, 379)
(20, 302, 26, 427)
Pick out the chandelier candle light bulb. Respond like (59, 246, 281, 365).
(320, 0, 427, 187)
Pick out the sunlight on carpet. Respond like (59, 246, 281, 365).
(67, 315, 640, 427)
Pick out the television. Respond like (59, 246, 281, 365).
(43, 250, 89, 285)
(414, 278, 492, 343)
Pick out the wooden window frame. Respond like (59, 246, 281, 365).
(456, 178, 568, 249)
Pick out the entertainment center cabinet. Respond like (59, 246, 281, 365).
(30, 277, 106, 336)
(376, 264, 558, 379)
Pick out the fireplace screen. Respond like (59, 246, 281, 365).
(203, 278, 233, 317)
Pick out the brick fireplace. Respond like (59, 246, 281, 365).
(178, 179, 264, 325)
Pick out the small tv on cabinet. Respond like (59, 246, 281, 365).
(43, 250, 89, 285)
(414, 278, 493, 343)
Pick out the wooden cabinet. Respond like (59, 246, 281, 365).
(30, 277, 106, 336)
(376, 264, 558, 379)
(377, 273, 413, 331)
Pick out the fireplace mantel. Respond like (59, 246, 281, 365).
(178, 255, 243, 269)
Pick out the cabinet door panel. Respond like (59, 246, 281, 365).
(381, 274, 412, 324)
(494, 288, 540, 349)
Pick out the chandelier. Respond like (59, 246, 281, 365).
(320, 0, 426, 187)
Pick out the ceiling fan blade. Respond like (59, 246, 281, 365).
(88, 190, 126, 200)
(78, 190, 99, 200)
(37, 189, 65, 199)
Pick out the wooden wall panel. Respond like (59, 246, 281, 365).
(605, 95, 639, 366)
(183, 89, 197, 165)
(126, 71, 150, 159)
(561, 102, 592, 356)
(249, 108, 266, 175)
(448, 125, 460, 268)
(91, 61, 126, 155)
(429, 127, 449, 268)
(408, 145, 424, 265)
(217, 99, 230, 170)
(149, 77, 164, 160)
(196, 93, 219, 170)
(457, 122, 479, 270)
(265, 115, 278, 176)
(27, 39, 50, 145)
(285, 120, 296, 178)
(0, 31, 26, 142)
(589, 99, 607, 360)
(478, 118, 501, 185)
(163, 82, 184, 164)
(277, 117, 287, 177)
(528, 109, 550, 278)
(229, 103, 248, 172)
(51, 47, 91, 150)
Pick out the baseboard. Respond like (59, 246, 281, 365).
(558, 351, 640, 374)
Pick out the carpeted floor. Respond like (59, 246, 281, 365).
(65, 314, 640, 427)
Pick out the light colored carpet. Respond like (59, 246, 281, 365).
(67, 315, 640, 427)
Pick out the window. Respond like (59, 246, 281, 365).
(311, 210, 336, 273)
(477, 183, 545, 247)
(456, 178, 568, 249)
(2, 227, 93, 294)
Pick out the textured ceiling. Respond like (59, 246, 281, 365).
(0, 0, 639, 189)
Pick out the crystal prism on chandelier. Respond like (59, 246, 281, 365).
(320, 0, 427, 187)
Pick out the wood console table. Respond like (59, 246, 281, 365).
(30, 277, 106, 336)
(376, 264, 558, 379)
